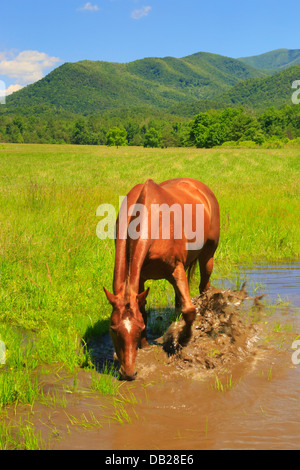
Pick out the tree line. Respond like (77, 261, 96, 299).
(1, 105, 300, 148)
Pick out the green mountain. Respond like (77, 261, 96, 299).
(3, 50, 300, 120)
(220, 64, 300, 111)
(239, 49, 300, 72)
(170, 64, 300, 116)
(5, 52, 265, 115)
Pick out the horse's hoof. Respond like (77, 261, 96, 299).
(178, 324, 193, 347)
(140, 339, 149, 349)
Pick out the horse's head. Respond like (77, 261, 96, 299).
(103, 287, 149, 380)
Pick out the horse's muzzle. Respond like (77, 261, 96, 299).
(119, 369, 137, 381)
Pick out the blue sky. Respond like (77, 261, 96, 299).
(0, 0, 300, 94)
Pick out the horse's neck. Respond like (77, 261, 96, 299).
(113, 181, 154, 296)
(113, 237, 148, 296)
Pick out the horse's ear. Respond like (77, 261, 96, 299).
(103, 287, 117, 306)
(136, 287, 150, 307)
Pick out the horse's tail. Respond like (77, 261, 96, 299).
(187, 258, 198, 285)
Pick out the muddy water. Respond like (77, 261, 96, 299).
(7, 262, 300, 450)
(217, 260, 300, 307)
(99, 350, 300, 450)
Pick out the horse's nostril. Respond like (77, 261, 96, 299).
(119, 369, 137, 381)
(126, 374, 137, 381)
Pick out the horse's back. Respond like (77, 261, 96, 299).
(159, 178, 220, 240)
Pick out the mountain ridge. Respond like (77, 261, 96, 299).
(239, 48, 300, 72)
(4, 51, 265, 115)
(3, 49, 300, 118)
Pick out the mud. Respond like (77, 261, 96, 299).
(89, 285, 263, 382)
(161, 285, 262, 376)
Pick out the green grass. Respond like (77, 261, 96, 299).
(91, 363, 120, 396)
(211, 374, 235, 393)
(0, 143, 299, 414)
(0, 415, 50, 450)
(64, 411, 103, 430)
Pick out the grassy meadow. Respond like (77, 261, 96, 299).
(0, 143, 299, 443)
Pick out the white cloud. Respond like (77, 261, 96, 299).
(78, 2, 100, 11)
(131, 6, 152, 20)
(5, 84, 23, 96)
(0, 50, 61, 86)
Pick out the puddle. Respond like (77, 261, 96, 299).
(216, 260, 300, 307)
(3, 261, 300, 450)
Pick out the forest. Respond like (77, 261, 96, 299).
(1, 104, 300, 148)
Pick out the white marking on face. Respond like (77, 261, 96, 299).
(123, 318, 132, 333)
(128, 344, 133, 365)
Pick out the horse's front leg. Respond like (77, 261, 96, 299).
(138, 279, 149, 348)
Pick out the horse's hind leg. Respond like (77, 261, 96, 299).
(199, 256, 214, 292)
(199, 242, 217, 293)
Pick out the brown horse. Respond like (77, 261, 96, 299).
(104, 178, 220, 380)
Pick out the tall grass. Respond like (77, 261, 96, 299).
(0, 415, 49, 450)
(91, 363, 120, 396)
(0, 144, 299, 409)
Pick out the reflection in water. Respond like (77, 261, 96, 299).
(216, 260, 300, 307)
